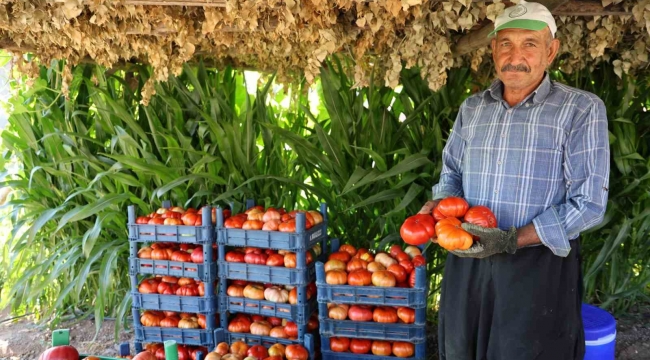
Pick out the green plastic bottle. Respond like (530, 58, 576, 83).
(164, 340, 179, 360)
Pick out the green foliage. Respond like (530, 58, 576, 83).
(0, 57, 648, 341)
(552, 65, 650, 313)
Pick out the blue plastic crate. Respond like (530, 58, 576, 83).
(218, 261, 317, 285)
(318, 319, 425, 344)
(317, 300, 426, 326)
(132, 292, 218, 313)
(219, 329, 316, 359)
(320, 337, 425, 360)
(134, 325, 217, 347)
(127, 205, 214, 244)
(216, 203, 328, 251)
(130, 257, 217, 281)
(316, 263, 428, 308)
(219, 295, 317, 324)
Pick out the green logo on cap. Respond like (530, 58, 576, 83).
(509, 5, 527, 18)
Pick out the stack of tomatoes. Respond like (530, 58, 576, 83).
(226, 313, 319, 340)
(226, 280, 317, 305)
(138, 242, 216, 266)
(138, 276, 214, 297)
(204, 341, 309, 360)
(400, 196, 497, 251)
(326, 303, 415, 324)
(329, 338, 415, 358)
(323, 244, 425, 288)
(224, 245, 321, 267)
(135, 206, 229, 226)
(139, 310, 217, 330)
(224, 206, 324, 232)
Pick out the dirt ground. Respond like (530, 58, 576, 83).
(0, 305, 648, 360)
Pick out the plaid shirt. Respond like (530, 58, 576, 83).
(433, 74, 610, 257)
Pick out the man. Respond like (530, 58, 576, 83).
(420, 1, 610, 359)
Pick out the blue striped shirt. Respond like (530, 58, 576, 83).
(432, 74, 610, 257)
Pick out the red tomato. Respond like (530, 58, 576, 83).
(38, 346, 79, 360)
(348, 305, 373, 322)
(412, 255, 426, 267)
(387, 264, 408, 283)
(330, 337, 350, 352)
(244, 252, 268, 265)
(464, 205, 497, 228)
(400, 214, 436, 245)
(371, 340, 392, 356)
(266, 254, 285, 266)
(389, 244, 403, 258)
(247, 345, 268, 360)
(399, 260, 414, 274)
(435, 217, 473, 251)
(436, 196, 469, 218)
(225, 251, 245, 263)
(349, 339, 372, 354)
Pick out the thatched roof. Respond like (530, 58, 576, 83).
(1, 0, 647, 103)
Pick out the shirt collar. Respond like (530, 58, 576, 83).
(487, 72, 553, 106)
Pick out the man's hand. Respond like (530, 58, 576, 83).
(418, 200, 440, 214)
(450, 223, 518, 259)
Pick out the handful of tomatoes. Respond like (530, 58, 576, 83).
(400, 197, 497, 251)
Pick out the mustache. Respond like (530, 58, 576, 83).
(501, 63, 531, 73)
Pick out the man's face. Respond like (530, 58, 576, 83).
(491, 28, 560, 91)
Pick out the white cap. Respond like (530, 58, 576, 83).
(488, 0, 557, 38)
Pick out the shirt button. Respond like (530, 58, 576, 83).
(494, 190, 498, 194)
(497, 160, 502, 165)
(526, 103, 531, 107)
(507, 109, 512, 113)
(501, 133, 506, 138)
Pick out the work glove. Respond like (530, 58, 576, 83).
(450, 223, 518, 259)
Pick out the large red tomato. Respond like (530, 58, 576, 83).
(139, 278, 161, 294)
(392, 342, 415, 358)
(348, 305, 373, 322)
(224, 216, 245, 228)
(371, 341, 392, 356)
(373, 306, 398, 323)
(225, 251, 245, 263)
(349, 339, 372, 354)
(266, 254, 284, 266)
(284, 321, 298, 338)
(435, 217, 473, 251)
(245, 252, 268, 265)
(38, 346, 79, 360)
(387, 264, 408, 283)
(171, 250, 192, 263)
(436, 197, 469, 218)
(339, 244, 357, 257)
(347, 269, 372, 286)
(330, 337, 351, 352)
(328, 251, 352, 263)
(285, 345, 308, 360)
(400, 214, 436, 245)
(247, 345, 269, 360)
(397, 307, 415, 324)
(464, 205, 497, 228)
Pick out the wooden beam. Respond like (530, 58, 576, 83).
(53, 0, 227, 7)
(454, 0, 569, 56)
(552, 0, 632, 16)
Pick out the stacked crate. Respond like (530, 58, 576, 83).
(316, 241, 428, 360)
(216, 201, 328, 358)
(127, 202, 219, 352)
